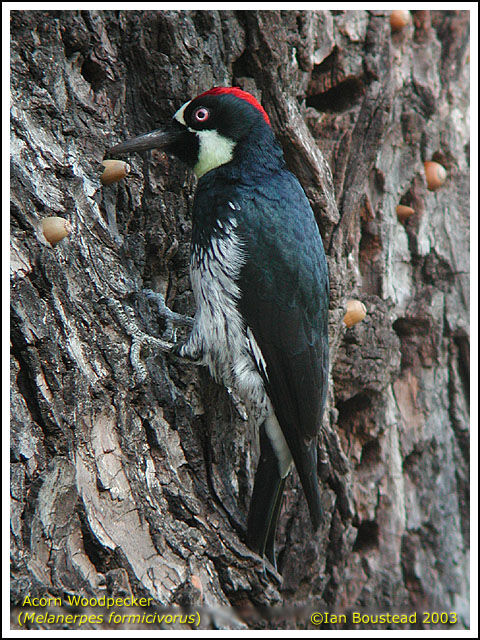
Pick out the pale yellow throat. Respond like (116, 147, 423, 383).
(194, 130, 236, 178)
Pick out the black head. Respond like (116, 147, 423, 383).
(177, 87, 270, 138)
(107, 87, 275, 177)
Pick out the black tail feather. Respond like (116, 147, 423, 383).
(247, 423, 323, 567)
(246, 422, 286, 566)
(296, 442, 323, 531)
(264, 476, 287, 566)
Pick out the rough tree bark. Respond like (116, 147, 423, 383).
(10, 9, 470, 630)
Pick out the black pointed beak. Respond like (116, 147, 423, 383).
(106, 122, 183, 158)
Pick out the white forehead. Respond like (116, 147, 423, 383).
(173, 100, 191, 126)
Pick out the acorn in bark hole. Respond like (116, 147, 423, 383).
(344, 300, 367, 328)
(424, 161, 447, 191)
(396, 205, 415, 222)
(101, 159, 129, 185)
(42, 217, 72, 245)
(390, 10, 411, 32)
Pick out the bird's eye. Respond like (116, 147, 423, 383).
(193, 107, 210, 123)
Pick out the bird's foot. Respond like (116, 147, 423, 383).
(142, 289, 204, 364)
(143, 289, 194, 342)
(101, 296, 177, 382)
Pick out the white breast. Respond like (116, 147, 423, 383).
(188, 223, 269, 418)
(186, 222, 292, 474)
(190, 224, 245, 372)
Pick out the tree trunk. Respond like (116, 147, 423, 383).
(10, 9, 470, 630)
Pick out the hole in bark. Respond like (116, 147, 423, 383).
(360, 439, 381, 466)
(312, 49, 337, 76)
(336, 393, 373, 434)
(422, 250, 455, 287)
(232, 49, 255, 79)
(306, 77, 365, 113)
(393, 316, 431, 336)
(399, 190, 415, 210)
(81, 58, 107, 91)
(306, 49, 338, 96)
(337, 393, 371, 419)
(430, 149, 454, 172)
(353, 520, 379, 552)
(397, 181, 426, 234)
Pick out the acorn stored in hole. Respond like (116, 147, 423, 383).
(344, 300, 367, 328)
(42, 217, 72, 245)
(390, 10, 411, 32)
(101, 159, 129, 185)
(396, 205, 415, 222)
(424, 161, 447, 191)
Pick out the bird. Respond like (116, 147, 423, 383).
(107, 86, 330, 568)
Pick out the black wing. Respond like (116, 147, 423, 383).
(236, 172, 329, 528)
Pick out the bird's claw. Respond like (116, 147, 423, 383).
(100, 296, 175, 382)
(129, 332, 175, 382)
(143, 289, 193, 341)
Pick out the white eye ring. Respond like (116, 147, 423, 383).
(194, 107, 210, 122)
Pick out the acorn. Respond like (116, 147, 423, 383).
(396, 204, 415, 222)
(424, 161, 447, 191)
(41, 217, 72, 246)
(100, 159, 129, 185)
(344, 300, 367, 328)
(390, 10, 411, 32)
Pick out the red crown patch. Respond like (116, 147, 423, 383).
(196, 86, 271, 126)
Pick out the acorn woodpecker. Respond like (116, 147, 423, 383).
(107, 87, 329, 567)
